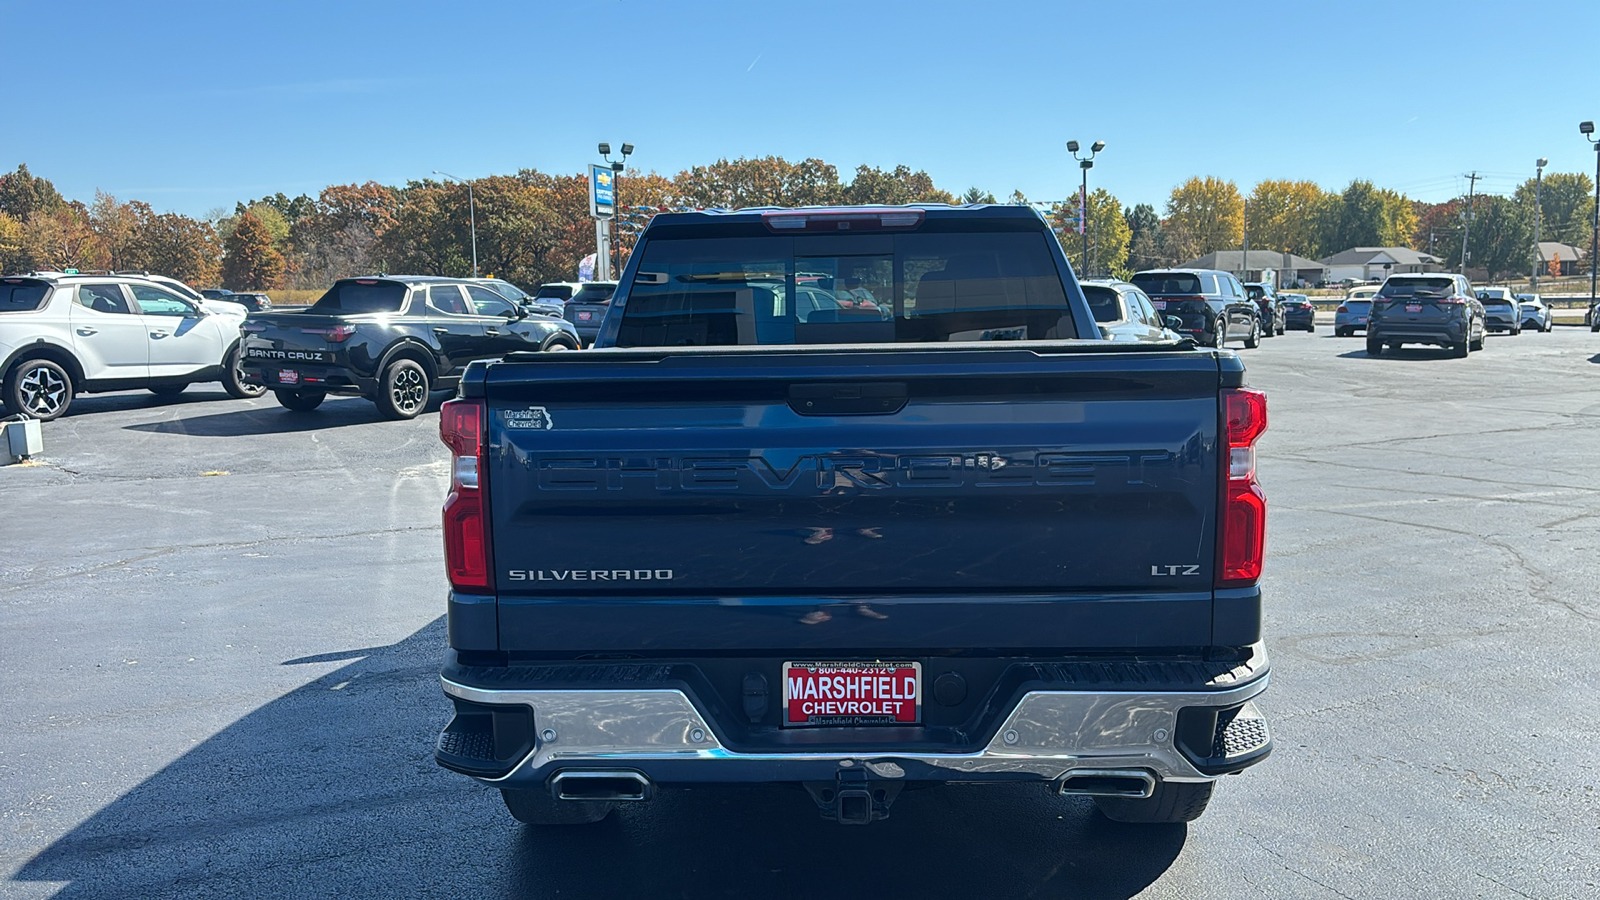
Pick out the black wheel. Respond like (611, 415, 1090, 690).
(4, 357, 73, 421)
(149, 384, 187, 398)
(1242, 317, 1260, 349)
(1335, 327, 1347, 337)
(1275, 322, 1285, 336)
(1469, 329, 1484, 351)
(223, 344, 267, 399)
(541, 335, 578, 352)
(376, 358, 429, 420)
(1452, 339, 1470, 358)
(1366, 337, 1383, 356)
(1094, 780, 1213, 824)
(500, 788, 612, 826)
(274, 388, 326, 412)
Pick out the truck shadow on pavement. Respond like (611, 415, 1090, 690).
(121, 394, 447, 436)
(13, 617, 1186, 900)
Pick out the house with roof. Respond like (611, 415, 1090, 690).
(1536, 241, 1586, 276)
(1179, 250, 1327, 288)
(1319, 247, 1444, 283)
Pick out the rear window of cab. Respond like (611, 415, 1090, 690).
(0, 278, 50, 312)
(310, 279, 407, 314)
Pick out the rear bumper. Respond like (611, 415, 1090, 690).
(435, 644, 1273, 788)
(1368, 320, 1465, 346)
(240, 360, 376, 395)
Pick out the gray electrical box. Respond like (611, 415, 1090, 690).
(2, 417, 42, 463)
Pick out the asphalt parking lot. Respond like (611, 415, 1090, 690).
(3, 327, 1599, 899)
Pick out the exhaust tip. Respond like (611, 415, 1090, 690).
(1058, 769, 1157, 799)
(550, 770, 653, 802)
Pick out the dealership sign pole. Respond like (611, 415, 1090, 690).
(589, 163, 616, 282)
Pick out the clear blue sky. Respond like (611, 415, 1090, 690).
(4, 0, 1597, 217)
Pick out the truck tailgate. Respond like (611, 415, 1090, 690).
(483, 346, 1224, 603)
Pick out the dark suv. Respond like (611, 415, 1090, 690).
(1366, 273, 1485, 358)
(1130, 269, 1261, 348)
(561, 282, 620, 346)
(1244, 283, 1285, 336)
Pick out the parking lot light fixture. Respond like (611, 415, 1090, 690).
(1533, 158, 1547, 291)
(600, 142, 634, 277)
(1068, 140, 1104, 276)
(1583, 123, 1599, 303)
(433, 170, 478, 278)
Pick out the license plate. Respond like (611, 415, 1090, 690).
(1406, 304, 1422, 313)
(278, 369, 299, 385)
(783, 661, 921, 727)
(577, 311, 593, 321)
(1150, 300, 1166, 309)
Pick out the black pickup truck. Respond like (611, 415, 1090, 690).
(433, 205, 1272, 828)
(239, 276, 580, 419)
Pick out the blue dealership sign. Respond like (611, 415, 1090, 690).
(590, 164, 615, 218)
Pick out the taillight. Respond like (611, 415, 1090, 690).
(241, 322, 267, 333)
(1436, 296, 1465, 305)
(302, 325, 357, 343)
(1336, 305, 1348, 314)
(440, 399, 492, 592)
(1218, 388, 1267, 587)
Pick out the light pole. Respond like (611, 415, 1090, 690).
(599, 142, 633, 280)
(1067, 140, 1104, 276)
(433, 170, 477, 278)
(1583, 122, 1599, 303)
(1532, 158, 1547, 292)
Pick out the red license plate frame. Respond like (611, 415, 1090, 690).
(278, 368, 300, 385)
(1150, 300, 1166, 309)
(1405, 304, 1423, 313)
(577, 310, 594, 321)
(782, 661, 921, 727)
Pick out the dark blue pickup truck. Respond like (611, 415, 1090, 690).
(433, 205, 1272, 827)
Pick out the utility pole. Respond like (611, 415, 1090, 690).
(1460, 172, 1479, 276)
(1532, 158, 1547, 291)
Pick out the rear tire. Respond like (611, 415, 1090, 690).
(500, 788, 613, 826)
(274, 389, 326, 412)
(1452, 340, 1470, 358)
(4, 357, 74, 422)
(1366, 337, 1383, 356)
(149, 384, 187, 398)
(1094, 780, 1213, 824)
(375, 358, 430, 420)
(1242, 318, 1260, 349)
(1469, 327, 1484, 351)
(222, 344, 267, 399)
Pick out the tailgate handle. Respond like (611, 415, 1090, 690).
(788, 382, 907, 416)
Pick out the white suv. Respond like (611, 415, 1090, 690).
(0, 272, 264, 421)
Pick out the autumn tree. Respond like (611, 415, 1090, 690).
(133, 212, 220, 286)
(221, 211, 285, 290)
(23, 203, 106, 271)
(0, 212, 26, 273)
(1248, 180, 1331, 258)
(1512, 171, 1595, 249)
(0, 164, 64, 222)
(1412, 200, 1462, 263)
(673, 157, 843, 208)
(1125, 203, 1172, 270)
(290, 182, 400, 287)
(1164, 177, 1243, 261)
(1055, 188, 1129, 277)
(1460, 194, 1530, 280)
(843, 165, 955, 205)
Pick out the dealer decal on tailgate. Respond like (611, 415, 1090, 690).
(783, 661, 921, 726)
